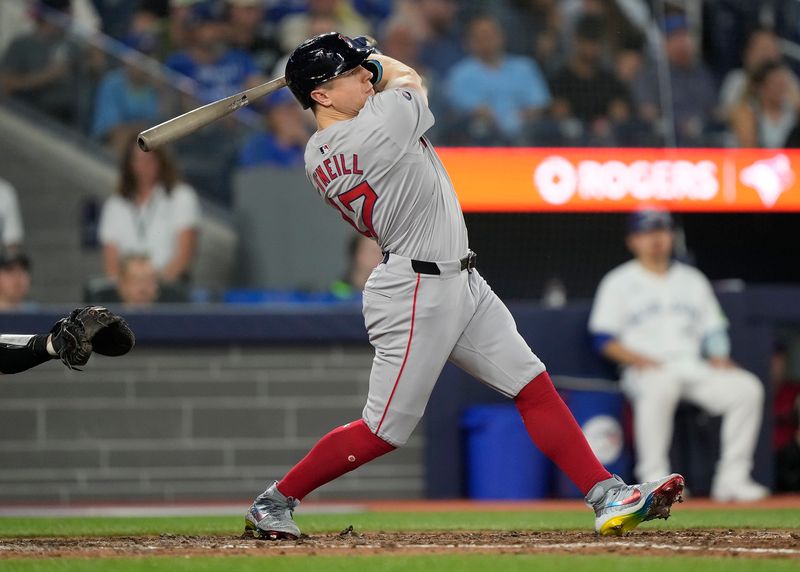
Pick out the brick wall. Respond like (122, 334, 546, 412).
(0, 346, 423, 503)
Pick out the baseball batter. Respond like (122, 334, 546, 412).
(245, 33, 684, 538)
(589, 209, 767, 502)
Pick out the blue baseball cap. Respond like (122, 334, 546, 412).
(628, 208, 674, 234)
(186, 1, 223, 24)
(121, 31, 158, 54)
(663, 14, 688, 36)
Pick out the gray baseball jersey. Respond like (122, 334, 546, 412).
(304, 87, 544, 446)
(305, 88, 468, 261)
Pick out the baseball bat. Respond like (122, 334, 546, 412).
(137, 76, 288, 152)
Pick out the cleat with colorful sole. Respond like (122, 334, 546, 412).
(597, 474, 685, 536)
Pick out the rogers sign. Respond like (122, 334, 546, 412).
(436, 148, 800, 212)
(534, 156, 719, 205)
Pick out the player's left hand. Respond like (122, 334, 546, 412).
(351, 36, 384, 85)
(709, 356, 735, 369)
(351, 35, 380, 53)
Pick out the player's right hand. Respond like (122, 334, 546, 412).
(708, 356, 735, 369)
(362, 60, 383, 85)
(632, 355, 660, 369)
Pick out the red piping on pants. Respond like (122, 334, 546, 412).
(376, 272, 421, 434)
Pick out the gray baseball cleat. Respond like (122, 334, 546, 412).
(244, 481, 301, 540)
(586, 473, 685, 536)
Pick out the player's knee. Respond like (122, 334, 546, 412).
(374, 429, 409, 448)
(732, 369, 764, 405)
(635, 369, 681, 401)
(361, 416, 412, 448)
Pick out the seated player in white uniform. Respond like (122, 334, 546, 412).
(588, 208, 767, 502)
(244, 33, 685, 540)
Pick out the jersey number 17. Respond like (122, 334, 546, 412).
(328, 181, 378, 239)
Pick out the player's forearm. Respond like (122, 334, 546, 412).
(601, 339, 659, 368)
(0, 334, 54, 374)
(368, 54, 423, 94)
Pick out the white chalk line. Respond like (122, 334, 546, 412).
(4, 539, 798, 557)
(0, 504, 365, 518)
(228, 541, 800, 556)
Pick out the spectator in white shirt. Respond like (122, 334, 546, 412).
(98, 136, 200, 284)
(719, 27, 800, 120)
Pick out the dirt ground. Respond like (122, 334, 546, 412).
(1, 529, 799, 560)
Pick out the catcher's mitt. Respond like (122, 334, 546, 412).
(68, 306, 135, 357)
(50, 318, 92, 370)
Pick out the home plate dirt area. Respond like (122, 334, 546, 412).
(2, 529, 799, 560)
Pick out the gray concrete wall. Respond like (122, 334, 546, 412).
(234, 168, 355, 291)
(0, 346, 423, 503)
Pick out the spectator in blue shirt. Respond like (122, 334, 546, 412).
(238, 90, 311, 168)
(445, 15, 551, 145)
(92, 38, 160, 156)
(165, 2, 263, 104)
(226, 0, 283, 75)
(417, 0, 464, 80)
(631, 14, 718, 147)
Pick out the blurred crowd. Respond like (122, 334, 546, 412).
(1, 0, 800, 303)
(3, 0, 800, 160)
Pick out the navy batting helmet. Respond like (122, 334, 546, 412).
(285, 33, 374, 109)
(627, 208, 674, 234)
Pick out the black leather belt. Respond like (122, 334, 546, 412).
(382, 251, 477, 275)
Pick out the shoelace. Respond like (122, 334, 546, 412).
(597, 484, 640, 511)
(258, 493, 299, 520)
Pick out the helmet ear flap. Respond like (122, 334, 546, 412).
(293, 87, 313, 110)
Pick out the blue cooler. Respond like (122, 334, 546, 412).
(462, 404, 552, 499)
(557, 387, 631, 498)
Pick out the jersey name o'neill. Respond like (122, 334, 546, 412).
(311, 154, 363, 192)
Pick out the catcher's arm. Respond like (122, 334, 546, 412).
(0, 333, 58, 374)
(0, 306, 134, 374)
